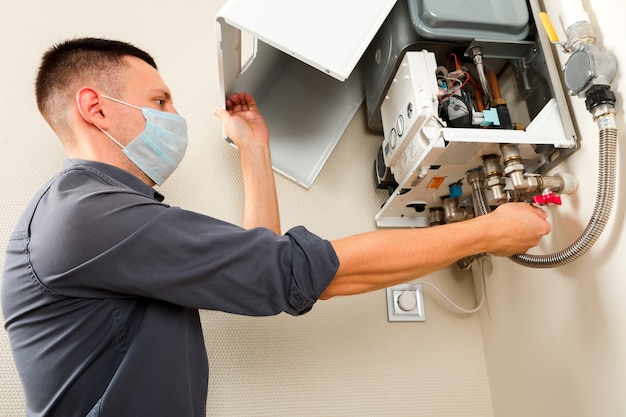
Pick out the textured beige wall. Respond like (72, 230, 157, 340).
(0, 1, 493, 416)
(480, 1, 626, 416)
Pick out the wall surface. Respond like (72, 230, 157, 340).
(479, 1, 626, 417)
(0, 1, 493, 416)
(4, 1, 621, 416)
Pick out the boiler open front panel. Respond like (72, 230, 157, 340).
(216, 0, 397, 188)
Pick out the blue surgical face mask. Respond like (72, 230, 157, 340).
(96, 95, 188, 185)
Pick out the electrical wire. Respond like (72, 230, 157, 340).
(441, 77, 469, 100)
(438, 53, 470, 101)
(404, 256, 487, 314)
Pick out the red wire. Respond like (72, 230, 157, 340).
(439, 53, 469, 101)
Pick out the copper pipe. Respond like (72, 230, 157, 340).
(487, 67, 506, 106)
(466, 72, 485, 111)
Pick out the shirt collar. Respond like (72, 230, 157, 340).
(63, 159, 165, 202)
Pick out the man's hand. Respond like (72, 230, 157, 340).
(213, 92, 270, 149)
(481, 202, 552, 257)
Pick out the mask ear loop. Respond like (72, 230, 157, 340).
(75, 91, 125, 149)
(101, 94, 143, 111)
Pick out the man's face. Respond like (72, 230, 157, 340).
(109, 56, 179, 146)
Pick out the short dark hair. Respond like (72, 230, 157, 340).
(35, 37, 157, 131)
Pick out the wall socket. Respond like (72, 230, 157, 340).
(386, 283, 425, 322)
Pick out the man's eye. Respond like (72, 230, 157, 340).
(156, 99, 165, 107)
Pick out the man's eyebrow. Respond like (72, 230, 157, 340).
(149, 89, 172, 100)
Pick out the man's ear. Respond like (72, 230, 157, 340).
(75, 87, 109, 128)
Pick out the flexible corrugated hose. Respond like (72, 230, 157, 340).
(509, 110, 617, 267)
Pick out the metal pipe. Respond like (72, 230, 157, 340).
(470, 46, 493, 105)
(456, 168, 489, 270)
(441, 197, 467, 223)
(482, 154, 507, 205)
(467, 168, 490, 216)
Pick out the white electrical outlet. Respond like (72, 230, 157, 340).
(386, 284, 425, 322)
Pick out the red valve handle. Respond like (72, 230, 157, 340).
(533, 192, 562, 205)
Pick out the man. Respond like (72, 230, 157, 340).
(1, 38, 550, 416)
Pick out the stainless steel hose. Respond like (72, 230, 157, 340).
(509, 108, 617, 268)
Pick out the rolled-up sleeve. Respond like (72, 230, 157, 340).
(284, 226, 339, 314)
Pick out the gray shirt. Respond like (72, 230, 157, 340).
(2, 159, 339, 417)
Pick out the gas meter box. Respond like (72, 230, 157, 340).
(216, 0, 396, 188)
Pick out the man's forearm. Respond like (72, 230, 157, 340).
(321, 202, 550, 299)
(240, 142, 281, 233)
(322, 221, 487, 298)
